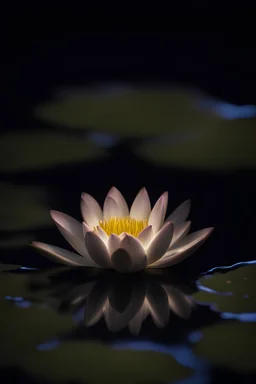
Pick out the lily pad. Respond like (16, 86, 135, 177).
(24, 340, 192, 384)
(0, 263, 20, 271)
(0, 301, 74, 367)
(0, 270, 193, 382)
(193, 264, 256, 313)
(0, 131, 107, 172)
(0, 271, 35, 299)
(0, 270, 74, 367)
(34, 86, 217, 137)
(135, 119, 256, 170)
(0, 234, 33, 248)
(0, 183, 51, 231)
(193, 322, 256, 373)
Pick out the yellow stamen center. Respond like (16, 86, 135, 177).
(97, 216, 148, 237)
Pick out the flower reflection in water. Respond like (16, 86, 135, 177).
(30, 269, 195, 335)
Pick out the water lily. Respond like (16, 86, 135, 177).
(28, 268, 194, 334)
(32, 187, 213, 273)
(83, 276, 194, 334)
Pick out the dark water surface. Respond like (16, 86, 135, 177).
(0, 259, 255, 383)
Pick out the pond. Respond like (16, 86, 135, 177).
(1, 85, 255, 384)
(0, 259, 255, 383)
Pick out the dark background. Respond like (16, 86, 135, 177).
(1, 4, 256, 276)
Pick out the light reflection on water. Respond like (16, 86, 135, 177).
(26, 270, 196, 335)
(201, 260, 256, 275)
(113, 341, 210, 384)
(0, 260, 255, 382)
(197, 98, 256, 119)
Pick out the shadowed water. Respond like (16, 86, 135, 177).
(0, 260, 255, 383)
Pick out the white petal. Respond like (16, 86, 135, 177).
(31, 241, 96, 267)
(165, 199, 191, 226)
(81, 193, 102, 228)
(119, 232, 126, 240)
(137, 225, 153, 249)
(85, 231, 112, 268)
(128, 302, 148, 335)
(146, 284, 170, 327)
(85, 304, 104, 327)
(130, 187, 151, 220)
(82, 222, 92, 237)
(162, 285, 193, 319)
(105, 282, 145, 332)
(107, 187, 129, 216)
(108, 234, 121, 255)
(150, 227, 214, 268)
(146, 222, 173, 265)
(121, 234, 147, 272)
(171, 227, 214, 253)
(96, 226, 108, 244)
(69, 281, 96, 307)
(170, 221, 191, 247)
(103, 196, 121, 220)
(111, 248, 133, 273)
(148, 192, 168, 234)
(84, 279, 110, 326)
(50, 210, 89, 258)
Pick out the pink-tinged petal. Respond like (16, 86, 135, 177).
(69, 281, 96, 307)
(50, 210, 89, 258)
(146, 284, 170, 327)
(85, 305, 104, 327)
(108, 234, 121, 255)
(133, 256, 147, 272)
(111, 248, 133, 273)
(170, 221, 191, 247)
(82, 222, 92, 237)
(103, 196, 121, 220)
(119, 232, 126, 240)
(146, 222, 174, 265)
(162, 192, 169, 219)
(96, 226, 108, 244)
(165, 199, 191, 226)
(121, 234, 147, 272)
(107, 187, 129, 216)
(85, 231, 112, 268)
(105, 282, 145, 331)
(148, 192, 168, 234)
(84, 279, 111, 326)
(81, 193, 102, 226)
(162, 285, 193, 319)
(137, 225, 153, 249)
(150, 227, 214, 268)
(31, 241, 97, 267)
(171, 227, 214, 252)
(130, 187, 151, 220)
(128, 302, 148, 335)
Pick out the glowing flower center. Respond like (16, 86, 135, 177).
(98, 216, 148, 237)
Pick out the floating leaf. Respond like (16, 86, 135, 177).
(193, 322, 256, 373)
(135, 119, 256, 171)
(0, 269, 193, 382)
(0, 234, 33, 249)
(0, 301, 74, 367)
(0, 272, 34, 299)
(24, 341, 192, 384)
(0, 183, 51, 231)
(0, 270, 74, 367)
(0, 263, 20, 271)
(34, 87, 217, 137)
(0, 131, 107, 172)
(193, 264, 256, 313)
